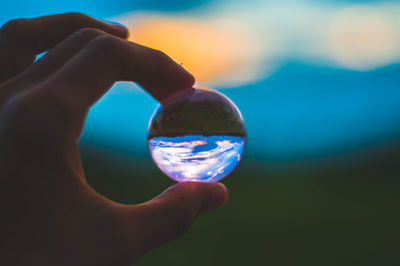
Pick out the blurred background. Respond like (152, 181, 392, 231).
(2, 0, 400, 265)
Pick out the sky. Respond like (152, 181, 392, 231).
(1, 0, 399, 160)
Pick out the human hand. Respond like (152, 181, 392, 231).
(0, 13, 228, 266)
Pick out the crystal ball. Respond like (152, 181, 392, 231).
(148, 87, 246, 182)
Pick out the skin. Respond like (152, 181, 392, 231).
(0, 13, 228, 266)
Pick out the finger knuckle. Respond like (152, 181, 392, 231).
(90, 35, 121, 51)
(73, 27, 105, 39)
(65, 12, 91, 23)
(0, 19, 28, 40)
(87, 35, 122, 65)
(3, 89, 75, 136)
(4, 93, 42, 130)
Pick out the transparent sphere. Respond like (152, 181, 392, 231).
(148, 87, 246, 182)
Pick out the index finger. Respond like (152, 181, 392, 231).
(46, 35, 195, 107)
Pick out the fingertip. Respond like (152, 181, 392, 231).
(185, 69, 196, 87)
(179, 65, 196, 91)
(156, 64, 196, 103)
(107, 21, 129, 39)
(168, 181, 228, 211)
(124, 28, 130, 40)
(153, 181, 228, 210)
(204, 182, 228, 211)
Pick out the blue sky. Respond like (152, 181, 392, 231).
(1, 0, 399, 160)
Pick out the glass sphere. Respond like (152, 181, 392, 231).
(148, 87, 246, 182)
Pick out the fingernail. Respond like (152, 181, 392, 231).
(206, 183, 227, 210)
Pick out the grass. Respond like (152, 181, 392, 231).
(80, 142, 400, 266)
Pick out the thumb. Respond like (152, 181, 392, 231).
(119, 182, 228, 257)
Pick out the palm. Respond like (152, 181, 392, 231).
(0, 78, 125, 265)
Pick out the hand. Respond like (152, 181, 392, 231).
(0, 13, 228, 266)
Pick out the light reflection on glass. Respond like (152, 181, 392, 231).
(149, 135, 245, 182)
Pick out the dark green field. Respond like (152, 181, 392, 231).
(81, 139, 400, 266)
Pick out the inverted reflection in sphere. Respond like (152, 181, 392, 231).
(148, 88, 246, 182)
